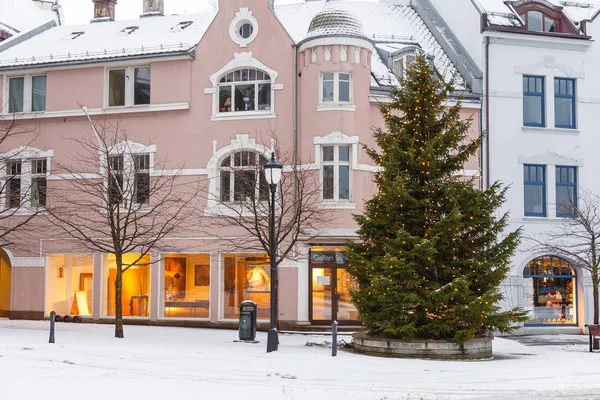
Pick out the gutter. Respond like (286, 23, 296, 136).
(293, 44, 298, 213)
(0, 50, 195, 73)
(484, 35, 490, 190)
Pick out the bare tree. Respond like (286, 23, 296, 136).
(206, 137, 331, 326)
(0, 113, 45, 249)
(527, 190, 600, 326)
(46, 112, 203, 338)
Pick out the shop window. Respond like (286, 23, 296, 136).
(523, 255, 576, 325)
(524, 164, 546, 217)
(46, 254, 94, 317)
(222, 254, 270, 320)
(218, 68, 272, 113)
(102, 253, 150, 317)
(523, 75, 545, 127)
(321, 145, 351, 201)
(161, 254, 210, 319)
(556, 166, 577, 217)
(220, 151, 269, 203)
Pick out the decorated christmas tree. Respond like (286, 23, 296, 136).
(347, 55, 526, 345)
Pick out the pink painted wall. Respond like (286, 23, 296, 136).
(0, 0, 481, 324)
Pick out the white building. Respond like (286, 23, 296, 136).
(428, 0, 600, 334)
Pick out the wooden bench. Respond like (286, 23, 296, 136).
(585, 324, 600, 352)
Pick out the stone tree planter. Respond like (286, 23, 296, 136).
(352, 332, 493, 360)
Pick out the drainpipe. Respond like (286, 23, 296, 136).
(485, 35, 490, 190)
(293, 44, 298, 210)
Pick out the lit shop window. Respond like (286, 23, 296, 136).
(161, 254, 210, 319)
(102, 253, 150, 317)
(46, 254, 94, 317)
(222, 254, 270, 320)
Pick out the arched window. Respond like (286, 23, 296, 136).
(220, 151, 269, 202)
(218, 68, 272, 114)
(523, 255, 576, 325)
(519, 10, 555, 32)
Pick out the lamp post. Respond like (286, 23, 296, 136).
(263, 152, 282, 353)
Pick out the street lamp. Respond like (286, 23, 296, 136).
(263, 152, 282, 353)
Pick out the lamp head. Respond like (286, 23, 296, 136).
(263, 152, 282, 185)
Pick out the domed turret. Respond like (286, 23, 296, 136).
(306, 0, 365, 39)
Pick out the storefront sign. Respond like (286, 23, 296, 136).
(310, 251, 349, 265)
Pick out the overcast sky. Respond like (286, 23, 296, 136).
(58, 0, 310, 25)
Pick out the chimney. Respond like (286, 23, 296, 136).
(141, 0, 164, 17)
(92, 0, 116, 22)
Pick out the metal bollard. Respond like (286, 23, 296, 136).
(331, 320, 338, 357)
(49, 311, 55, 344)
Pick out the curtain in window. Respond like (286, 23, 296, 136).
(31, 76, 47, 112)
(109, 70, 126, 107)
(8, 78, 24, 113)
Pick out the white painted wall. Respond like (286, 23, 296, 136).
(427, 0, 483, 69)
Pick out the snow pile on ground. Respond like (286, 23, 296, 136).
(1, 320, 599, 400)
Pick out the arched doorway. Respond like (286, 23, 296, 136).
(523, 255, 577, 325)
(0, 249, 11, 317)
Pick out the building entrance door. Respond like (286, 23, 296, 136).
(309, 247, 359, 325)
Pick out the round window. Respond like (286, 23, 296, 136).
(239, 23, 254, 39)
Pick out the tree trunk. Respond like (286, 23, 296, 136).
(115, 255, 124, 339)
(593, 275, 599, 349)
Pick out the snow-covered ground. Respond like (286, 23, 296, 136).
(1, 320, 599, 400)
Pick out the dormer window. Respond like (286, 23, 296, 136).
(520, 11, 555, 32)
(392, 53, 416, 78)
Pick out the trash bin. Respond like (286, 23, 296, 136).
(239, 300, 257, 341)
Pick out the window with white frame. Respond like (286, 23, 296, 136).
(5, 160, 21, 209)
(108, 66, 151, 107)
(31, 158, 47, 208)
(392, 53, 416, 78)
(1, 149, 51, 210)
(134, 154, 150, 205)
(7, 75, 47, 113)
(105, 149, 153, 208)
(320, 72, 351, 104)
(321, 145, 351, 201)
(220, 151, 269, 203)
(218, 68, 272, 113)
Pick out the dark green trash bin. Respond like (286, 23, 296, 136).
(239, 300, 257, 341)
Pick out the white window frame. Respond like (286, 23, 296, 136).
(206, 53, 280, 121)
(392, 53, 416, 78)
(4, 74, 47, 114)
(219, 151, 268, 203)
(100, 141, 156, 209)
(0, 146, 53, 211)
(319, 71, 353, 105)
(105, 65, 151, 108)
(216, 69, 273, 115)
(320, 145, 352, 202)
(313, 132, 359, 208)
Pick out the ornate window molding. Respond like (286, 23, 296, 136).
(205, 134, 272, 215)
(229, 7, 259, 48)
(205, 52, 281, 121)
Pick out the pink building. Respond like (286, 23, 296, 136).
(0, 0, 480, 329)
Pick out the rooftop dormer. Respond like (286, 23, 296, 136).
(511, 0, 580, 35)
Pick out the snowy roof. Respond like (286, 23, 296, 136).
(475, 0, 600, 29)
(305, 0, 366, 39)
(0, 11, 217, 69)
(275, 1, 464, 88)
(0, 0, 57, 34)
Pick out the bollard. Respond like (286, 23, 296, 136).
(49, 311, 56, 344)
(331, 320, 338, 357)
